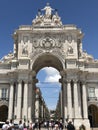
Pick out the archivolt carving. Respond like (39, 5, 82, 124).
(30, 51, 65, 70)
(30, 49, 43, 58)
(0, 100, 8, 107)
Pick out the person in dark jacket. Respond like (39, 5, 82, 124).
(67, 121, 75, 130)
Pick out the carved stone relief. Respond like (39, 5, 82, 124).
(23, 36, 28, 43)
(67, 35, 72, 43)
(40, 37, 55, 49)
(22, 44, 28, 55)
(32, 36, 63, 50)
(68, 46, 73, 54)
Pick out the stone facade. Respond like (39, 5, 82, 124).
(0, 3, 98, 130)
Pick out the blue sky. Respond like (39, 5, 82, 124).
(0, 0, 98, 110)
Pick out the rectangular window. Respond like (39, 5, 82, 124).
(88, 87, 97, 101)
(1, 88, 7, 99)
(88, 87, 95, 98)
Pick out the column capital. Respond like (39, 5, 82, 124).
(17, 79, 23, 83)
(73, 79, 79, 83)
(60, 70, 67, 77)
(32, 71, 36, 77)
(33, 78, 38, 83)
(66, 79, 71, 83)
(28, 80, 32, 84)
(83, 81, 87, 85)
(81, 80, 87, 85)
(24, 80, 29, 84)
(59, 77, 67, 84)
(10, 81, 15, 85)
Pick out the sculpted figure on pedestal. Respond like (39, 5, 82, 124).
(41, 3, 54, 18)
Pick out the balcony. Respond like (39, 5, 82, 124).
(0, 97, 9, 101)
(88, 97, 97, 101)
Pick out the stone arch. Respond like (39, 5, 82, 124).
(31, 53, 64, 73)
(0, 105, 8, 122)
(88, 104, 98, 127)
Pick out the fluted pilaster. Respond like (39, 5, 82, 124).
(28, 81, 33, 121)
(73, 80, 81, 118)
(67, 80, 72, 118)
(23, 80, 28, 121)
(82, 81, 88, 119)
(17, 80, 22, 119)
(8, 82, 14, 119)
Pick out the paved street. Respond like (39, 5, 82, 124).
(36, 128, 98, 130)
(0, 127, 98, 130)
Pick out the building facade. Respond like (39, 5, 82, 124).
(0, 3, 98, 130)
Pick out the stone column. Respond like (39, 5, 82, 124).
(41, 104, 44, 120)
(28, 81, 33, 121)
(63, 78, 67, 119)
(35, 88, 40, 120)
(82, 82, 88, 118)
(8, 82, 14, 119)
(60, 84, 63, 118)
(67, 80, 72, 119)
(14, 82, 18, 120)
(17, 80, 22, 120)
(73, 80, 80, 118)
(23, 81, 28, 122)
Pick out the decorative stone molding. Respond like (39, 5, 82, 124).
(0, 100, 9, 107)
(24, 80, 29, 84)
(17, 79, 23, 83)
(67, 35, 72, 43)
(10, 81, 15, 85)
(81, 81, 87, 85)
(22, 44, 28, 55)
(73, 79, 79, 83)
(32, 37, 62, 50)
(66, 79, 71, 83)
(67, 46, 73, 54)
(40, 37, 55, 49)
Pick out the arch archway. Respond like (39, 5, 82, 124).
(0, 105, 8, 122)
(32, 53, 64, 73)
(32, 53, 63, 121)
(88, 105, 98, 127)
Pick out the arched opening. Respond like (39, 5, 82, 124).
(36, 67, 61, 121)
(32, 53, 63, 73)
(0, 105, 8, 121)
(88, 105, 98, 127)
(32, 54, 63, 121)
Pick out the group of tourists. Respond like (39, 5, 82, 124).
(2, 119, 15, 130)
(2, 119, 76, 130)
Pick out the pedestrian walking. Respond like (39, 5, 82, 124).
(19, 120, 23, 130)
(2, 120, 10, 130)
(67, 121, 75, 130)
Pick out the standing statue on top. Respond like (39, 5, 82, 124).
(41, 3, 54, 18)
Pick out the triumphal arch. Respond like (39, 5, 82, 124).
(0, 3, 98, 130)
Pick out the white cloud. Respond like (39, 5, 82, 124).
(43, 67, 61, 83)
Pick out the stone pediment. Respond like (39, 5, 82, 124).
(32, 3, 62, 27)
